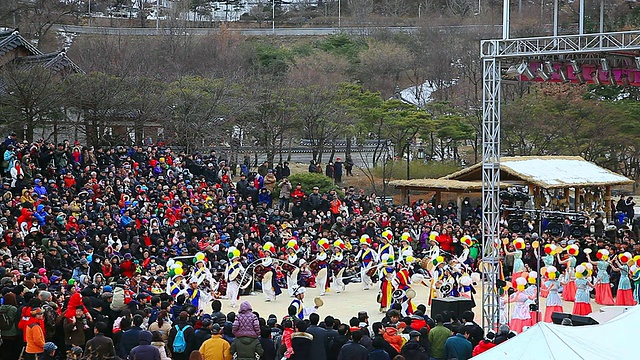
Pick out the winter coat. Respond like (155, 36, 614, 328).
(290, 332, 314, 360)
(368, 348, 391, 360)
(264, 174, 277, 191)
(26, 321, 45, 354)
(84, 333, 117, 360)
(400, 340, 429, 360)
(63, 316, 88, 346)
(200, 334, 232, 360)
(230, 336, 264, 360)
(129, 332, 161, 360)
(278, 181, 292, 199)
(337, 340, 367, 360)
(188, 328, 212, 354)
(151, 341, 172, 360)
(232, 301, 260, 338)
(168, 320, 195, 355)
(0, 304, 18, 336)
(259, 337, 277, 360)
(383, 327, 403, 353)
(306, 325, 327, 360)
(472, 340, 496, 357)
(328, 334, 349, 360)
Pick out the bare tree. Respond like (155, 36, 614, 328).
(0, 65, 65, 142)
(9, 0, 81, 48)
(163, 76, 237, 152)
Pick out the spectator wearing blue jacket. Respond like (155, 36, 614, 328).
(34, 179, 48, 197)
(258, 188, 272, 208)
(34, 204, 48, 226)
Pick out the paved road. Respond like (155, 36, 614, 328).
(54, 24, 501, 36)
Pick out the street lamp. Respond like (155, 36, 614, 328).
(406, 138, 411, 180)
(405, 138, 411, 205)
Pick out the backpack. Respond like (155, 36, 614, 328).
(173, 324, 191, 353)
(0, 307, 12, 330)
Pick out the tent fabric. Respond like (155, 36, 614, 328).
(472, 306, 640, 360)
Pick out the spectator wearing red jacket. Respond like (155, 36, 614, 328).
(119, 253, 136, 278)
(472, 331, 496, 356)
(436, 229, 454, 253)
(291, 183, 305, 202)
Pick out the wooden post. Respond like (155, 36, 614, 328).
(401, 187, 408, 205)
(575, 187, 581, 212)
(564, 188, 571, 211)
(456, 193, 463, 220)
(604, 185, 612, 221)
(534, 186, 541, 209)
(435, 191, 442, 206)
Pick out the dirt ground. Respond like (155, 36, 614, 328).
(210, 279, 601, 327)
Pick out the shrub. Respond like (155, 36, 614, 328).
(273, 172, 338, 198)
(371, 160, 463, 180)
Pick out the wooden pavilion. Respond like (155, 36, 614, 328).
(390, 156, 634, 220)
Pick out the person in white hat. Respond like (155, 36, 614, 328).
(166, 274, 186, 297)
(187, 275, 215, 313)
(289, 287, 319, 320)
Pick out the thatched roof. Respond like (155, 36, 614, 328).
(443, 156, 633, 189)
(389, 179, 483, 191)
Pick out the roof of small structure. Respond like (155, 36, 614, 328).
(443, 156, 633, 189)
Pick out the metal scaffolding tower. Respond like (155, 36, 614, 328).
(480, 0, 640, 331)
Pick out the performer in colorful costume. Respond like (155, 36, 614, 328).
(378, 254, 395, 312)
(315, 238, 331, 296)
(356, 235, 378, 290)
(543, 266, 563, 322)
(285, 240, 300, 297)
(224, 246, 243, 307)
(260, 242, 282, 302)
(331, 240, 347, 293)
(393, 267, 415, 315)
(611, 252, 637, 306)
(587, 249, 614, 305)
(572, 264, 595, 315)
(289, 287, 319, 320)
(557, 245, 578, 301)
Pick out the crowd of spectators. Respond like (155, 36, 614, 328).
(0, 133, 637, 359)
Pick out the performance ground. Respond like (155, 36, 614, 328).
(209, 281, 602, 325)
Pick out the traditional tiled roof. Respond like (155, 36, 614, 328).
(0, 29, 42, 58)
(0, 29, 82, 74)
(15, 51, 84, 74)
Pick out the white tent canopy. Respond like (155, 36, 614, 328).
(472, 306, 640, 360)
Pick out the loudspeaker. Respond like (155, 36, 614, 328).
(551, 312, 571, 325)
(551, 312, 599, 326)
(570, 314, 599, 326)
(431, 297, 474, 320)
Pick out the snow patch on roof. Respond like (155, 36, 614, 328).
(502, 157, 631, 187)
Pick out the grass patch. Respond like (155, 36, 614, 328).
(370, 160, 463, 180)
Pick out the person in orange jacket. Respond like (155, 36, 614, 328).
(25, 307, 46, 359)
